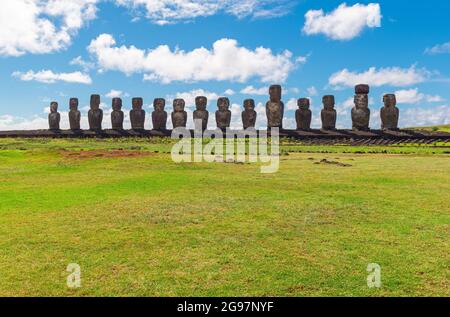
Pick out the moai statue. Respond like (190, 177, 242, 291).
(68, 98, 81, 130)
(171, 99, 188, 128)
(152, 98, 168, 131)
(295, 98, 312, 130)
(380, 94, 399, 130)
(88, 94, 103, 131)
(266, 85, 284, 129)
(242, 99, 257, 129)
(215, 97, 231, 131)
(111, 98, 124, 130)
(193, 96, 209, 131)
(321, 95, 337, 130)
(48, 101, 60, 130)
(130, 97, 146, 130)
(352, 84, 371, 131)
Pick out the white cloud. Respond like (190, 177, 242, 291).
(400, 105, 450, 127)
(88, 34, 298, 83)
(329, 66, 429, 88)
(307, 86, 318, 96)
(425, 42, 450, 55)
(224, 89, 235, 96)
(286, 98, 298, 111)
(394, 88, 444, 105)
(12, 70, 92, 84)
(114, 0, 293, 25)
(0, 0, 98, 56)
(240, 85, 268, 95)
(303, 3, 382, 40)
(105, 89, 129, 98)
(70, 56, 95, 71)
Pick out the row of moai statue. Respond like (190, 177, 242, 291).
(48, 84, 399, 131)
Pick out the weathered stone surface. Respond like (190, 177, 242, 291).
(266, 85, 284, 129)
(296, 98, 312, 130)
(381, 94, 399, 130)
(321, 95, 337, 130)
(152, 98, 167, 131)
(130, 97, 146, 130)
(88, 94, 103, 131)
(68, 98, 81, 130)
(171, 99, 187, 128)
(111, 98, 124, 130)
(352, 85, 370, 131)
(48, 101, 60, 130)
(242, 99, 257, 129)
(193, 96, 209, 131)
(355, 84, 370, 94)
(215, 97, 231, 130)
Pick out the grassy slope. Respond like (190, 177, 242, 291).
(0, 138, 449, 296)
(406, 124, 450, 133)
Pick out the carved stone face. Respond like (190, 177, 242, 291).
(383, 94, 396, 108)
(354, 94, 368, 109)
(217, 97, 230, 111)
(132, 98, 143, 110)
(298, 98, 310, 110)
(323, 95, 335, 110)
(244, 99, 255, 111)
(195, 96, 207, 111)
(269, 85, 282, 102)
(173, 99, 185, 112)
(154, 98, 165, 111)
(90, 94, 100, 110)
(69, 98, 78, 111)
(112, 98, 122, 111)
(50, 102, 58, 113)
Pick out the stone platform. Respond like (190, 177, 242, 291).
(0, 129, 449, 145)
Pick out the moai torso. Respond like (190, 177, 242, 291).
(88, 94, 103, 130)
(266, 85, 284, 129)
(152, 98, 167, 130)
(295, 98, 312, 130)
(171, 99, 188, 128)
(352, 84, 370, 131)
(68, 98, 81, 130)
(111, 98, 124, 130)
(380, 94, 399, 130)
(216, 97, 231, 130)
(321, 95, 337, 130)
(242, 99, 257, 129)
(130, 98, 146, 130)
(48, 102, 60, 130)
(193, 96, 209, 131)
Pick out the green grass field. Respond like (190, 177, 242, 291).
(0, 138, 449, 296)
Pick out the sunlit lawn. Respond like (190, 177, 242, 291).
(0, 138, 448, 296)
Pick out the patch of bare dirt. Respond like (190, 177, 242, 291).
(60, 149, 153, 160)
(313, 158, 352, 167)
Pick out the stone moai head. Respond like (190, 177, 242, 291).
(153, 98, 165, 111)
(269, 85, 282, 103)
(383, 94, 396, 108)
(173, 99, 185, 112)
(298, 98, 310, 110)
(112, 98, 122, 111)
(69, 98, 78, 111)
(323, 95, 335, 110)
(90, 94, 100, 110)
(132, 97, 143, 110)
(50, 102, 58, 113)
(217, 97, 230, 111)
(354, 94, 369, 109)
(244, 99, 255, 111)
(195, 96, 207, 111)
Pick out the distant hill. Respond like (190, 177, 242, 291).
(407, 124, 450, 133)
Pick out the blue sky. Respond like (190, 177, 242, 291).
(0, 0, 449, 130)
